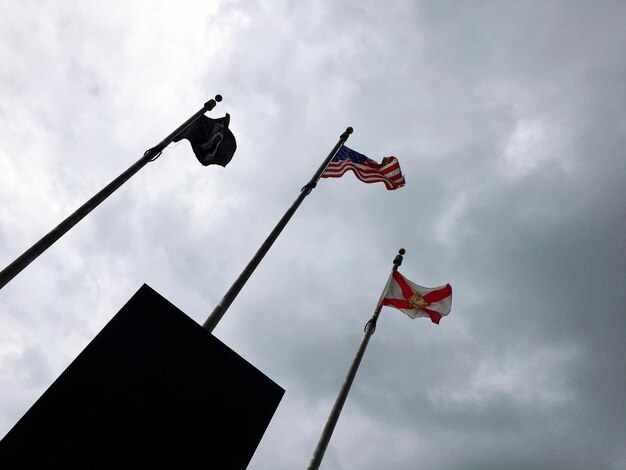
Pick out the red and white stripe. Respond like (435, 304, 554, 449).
(322, 156, 406, 190)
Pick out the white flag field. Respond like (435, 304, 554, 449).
(380, 270, 452, 324)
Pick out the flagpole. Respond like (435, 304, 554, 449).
(307, 248, 405, 470)
(202, 126, 353, 333)
(0, 96, 223, 290)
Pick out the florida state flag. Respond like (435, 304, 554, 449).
(380, 270, 452, 324)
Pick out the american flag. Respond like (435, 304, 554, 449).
(321, 146, 406, 190)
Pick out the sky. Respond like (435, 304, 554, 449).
(1, 1, 625, 468)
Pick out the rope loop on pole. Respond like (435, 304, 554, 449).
(301, 181, 317, 193)
(144, 146, 164, 162)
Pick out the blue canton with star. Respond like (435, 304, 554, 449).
(332, 146, 371, 164)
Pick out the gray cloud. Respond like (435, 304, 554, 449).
(1, 1, 625, 469)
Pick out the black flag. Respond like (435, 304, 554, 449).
(174, 114, 237, 167)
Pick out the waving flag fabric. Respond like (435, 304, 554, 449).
(321, 146, 405, 190)
(380, 270, 452, 324)
(173, 114, 237, 167)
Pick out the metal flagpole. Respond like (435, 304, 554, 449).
(202, 126, 354, 333)
(0, 95, 223, 290)
(307, 248, 405, 470)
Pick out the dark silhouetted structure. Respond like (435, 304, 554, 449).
(0, 284, 283, 469)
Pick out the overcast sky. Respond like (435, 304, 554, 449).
(1, 1, 625, 468)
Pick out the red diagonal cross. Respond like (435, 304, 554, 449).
(381, 271, 451, 324)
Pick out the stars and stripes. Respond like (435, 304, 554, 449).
(380, 270, 452, 324)
(321, 146, 406, 190)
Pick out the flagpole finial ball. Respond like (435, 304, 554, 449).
(215, 95, 223, 102)
(399, 248, 406, 255)
(346, 127, 354, 134)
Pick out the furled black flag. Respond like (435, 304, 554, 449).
(174, 114, 237, 167)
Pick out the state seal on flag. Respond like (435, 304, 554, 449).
(408, 292, 429, 309)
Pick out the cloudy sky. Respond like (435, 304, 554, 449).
(1, 1, 625, 468)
